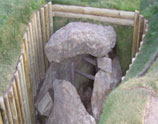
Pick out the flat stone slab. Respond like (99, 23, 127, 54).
(46, 79, 96, 124)
(45, 22, 116, 63)
(97, 57, 112, 73)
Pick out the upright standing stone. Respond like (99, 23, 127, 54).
(91, 70, 112, 122)
(46, 79, 96, 124)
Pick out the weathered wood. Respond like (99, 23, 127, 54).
(37, 10, 46, 79)
(44, 5, 50, 70)
(12, 77, 23, 124)
(132, 11, 140, 58)
(44, 4, 50, 41)
(0, 96, 8, 124)
(40, 7, 49, 70)
(53, 11, 134, 26)
(20, 55, 32, 124)
(138, 51, 158, 77)
(3, 93, 13, 124)
(8, 86, 19, 124)
(28, 22, 37, 96)
(17, 61, 29, 124)
(136, 15, 144, 52)
(75, 69, 95, 80)
(52, 4, 135, 20)
(31, 14, 40, 88)
(48, 2, 53, 35)
(0, 112, 3, 124)
(14, 71, 26, 123)
(83, 57, 97, 66)
(143, 19, 149, 34)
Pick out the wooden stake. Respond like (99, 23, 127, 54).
(12, 77, 23, 123)
(20, 55, 31, 124)
(14, 71, 26, 123)
(0, 112, 3, 124)
(48, 2, 53, 35)
(31, 15, 40, 88)
(28, 22, 37, 96)
(8, 86, 19, 124)
(37, 10, 46, 79)
(0, 96, 8, 124)
(3, 93, 13, 124)
(132, 11, 140, 58)
(17, 61, 29, 124)
(52, 4, 135, 20)
(75, 69, 95, 80)
(44, 4, 50, 42)
(54, 11, 134, 26)
(136, 15, 144, 52)
(40, 7, 49, 70)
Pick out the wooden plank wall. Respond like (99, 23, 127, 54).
(0, 2, 53, 124)
(0, 3, 149, 124)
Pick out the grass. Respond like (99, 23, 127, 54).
(0, 0, 45, 95)
(99, 60, 158, 124)
(99, 1, 158, 124)
(48, 0, 140, 11)
(123, 1, 158, 81)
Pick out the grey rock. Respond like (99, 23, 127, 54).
(111, 55, 122, 89)
(97, 57, 112, 73)
(91, 70, 112, 122)
(45, 22, 116, 63)
(35, 69, 57, 107)
(37, 92, 53, 117)
(46, 79, 96, 124)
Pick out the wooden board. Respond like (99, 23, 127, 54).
(53, 11, 134, 26)
(0, 96, 8, 124)
(52, 4, 135, 20)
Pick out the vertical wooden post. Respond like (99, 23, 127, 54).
(0, 96, 8, 124)
(20, 55, 32, 124)
(40, 7, 49, 71)
(8, 86, 19, 124)
(28, 22, 37, 96)
(132, 10, 139, 58)
(0, 112, 3, 124)
(48, 2, 53, 35)
(17, 61, 30, 124)
(23, 32, 35, 124)
(32, 14, 40, 88)
(37, 10, 46, 79)
(136, 15, 144, 52)
(3, 92, 13, 124)
(12, 77, 23, 123)
(14, 71, 26, 123)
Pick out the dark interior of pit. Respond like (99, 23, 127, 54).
(35, 49, 122, 124)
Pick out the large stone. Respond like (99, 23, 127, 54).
(45, 22, 116, 63)
(37, 92, 53, 117)
(46, 79, 96, 124)
(97, 57, 112, 73)
(111, 55, 122, 89)
(91, 70, 112, 122)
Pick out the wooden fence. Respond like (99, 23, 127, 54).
(0, 2, 148, 124)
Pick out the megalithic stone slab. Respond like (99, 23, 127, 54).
(46, 79, 96, 124)
(45, 22, 116, 63)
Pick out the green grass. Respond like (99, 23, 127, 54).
(99, 1, 158, 124)
(99, 60, 158, 124)
(123, 1, 158, 81)
(48, 0, 140, 11)
(0, 0, 45, 95)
